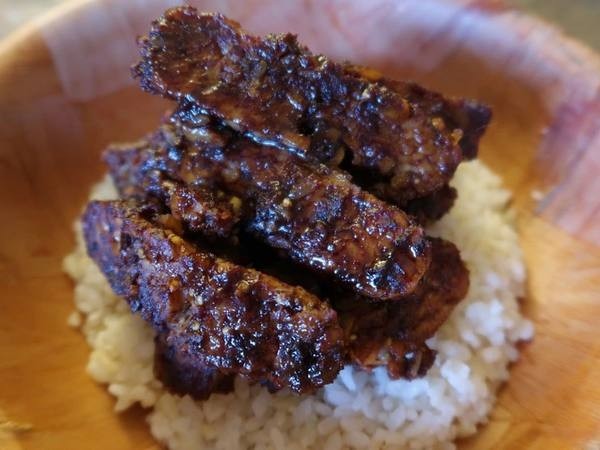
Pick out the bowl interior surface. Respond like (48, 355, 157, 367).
(0, 1, 598, 449)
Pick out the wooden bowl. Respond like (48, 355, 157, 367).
(1, 0, 598, 448)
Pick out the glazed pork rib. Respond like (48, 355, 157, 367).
(134, 7, 491, 206)
(104, 122, 432, 301)
(83, 200, 345, 394)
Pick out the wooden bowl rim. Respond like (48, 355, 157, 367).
(0, 2, 599, 450)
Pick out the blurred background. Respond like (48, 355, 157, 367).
(1, 0, 599, 51)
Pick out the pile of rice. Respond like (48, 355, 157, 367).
(63, 160, 533, 449)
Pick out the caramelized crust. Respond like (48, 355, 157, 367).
(83, 200, 345, 395)
(154, 333, 235, 400)
(404, 185, 458, 224)
(134, 7, 490, 205)
(105, 123, 432, 301)
(335, 238, 469, 378)
(105, 142, 241, 238)
(208, 235, 469, 380)
(80, 7, 485, 398)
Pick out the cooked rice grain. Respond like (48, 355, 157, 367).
(63, 161, 533, 449)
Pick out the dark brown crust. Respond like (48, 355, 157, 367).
(404, 185, 458, 224)
(230, 236, 469, 380)
(209, 234, 469, 380)
(344, 65, 492, 161)
(81, 8, 482, 397)
(82, 200, 345, 394)
(133, 7, 491, 205)
(154, 333, 235, 400)
(105, 142, 241, 238)
(334, 238, 469, 378)
(105, 122, 432, 301)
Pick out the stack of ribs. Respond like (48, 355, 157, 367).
(83, 7, 490, 399)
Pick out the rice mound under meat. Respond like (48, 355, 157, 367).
(63, 160, 534, 450)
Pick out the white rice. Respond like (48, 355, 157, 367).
(63, 160, 534, 450)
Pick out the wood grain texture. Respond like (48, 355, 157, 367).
(0, 0, 598, 449)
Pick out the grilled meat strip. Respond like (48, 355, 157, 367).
(225, 235, 468, 379)
(134, 7, 491, 206)
(104, 122, 431, 301)
(100, 159, 465, 381)
(83, 200, 345, 394)
(335, 238, 469, 378)
(193, 229, 468, 380)
(232, 235, 469, 379)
